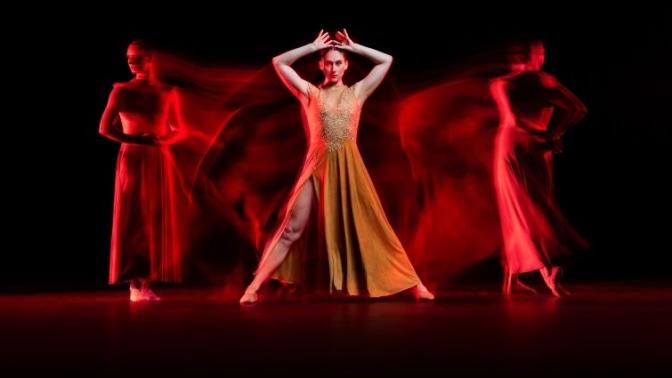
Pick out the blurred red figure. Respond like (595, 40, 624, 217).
(99, 40, 185, 302)
(490, 41, 588, 296)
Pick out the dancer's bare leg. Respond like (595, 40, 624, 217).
(502, 269, 513, 296)
(240, 181, 314, 304)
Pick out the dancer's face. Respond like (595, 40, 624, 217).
(127, 44, 151, 75)
(508, 48, 528, 72)
(319, 49, 348, 84)
(528, 43, 545, 71)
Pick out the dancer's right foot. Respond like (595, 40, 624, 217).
(413, 283, 435, 300)
(239, 288, 259, 305)
(130, 286, 142, 302)
(513, 277, 538, 294)
(541, 267, 561, 297)
(139, 287, 161, 301)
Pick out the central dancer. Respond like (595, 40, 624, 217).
(240, 30, 434, 304)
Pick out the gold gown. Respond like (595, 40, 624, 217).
(258, 83, 421, 297)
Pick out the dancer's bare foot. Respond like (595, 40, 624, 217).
(541, 267, 561, 297)
(413, 283, 435, 300)
(140, 287, 161, 301)
(239, 287, 259, 305)
(138, 281, 160, 301)
(556, 284, 571, 296)
(513, 277, 539, 294)
(553, 268, 571, 296)
(129, 286, 142, 302)
(129, 281, 161, 302)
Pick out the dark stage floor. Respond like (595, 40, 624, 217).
(1, 283, 671, 376)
